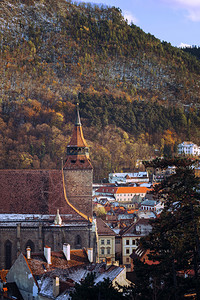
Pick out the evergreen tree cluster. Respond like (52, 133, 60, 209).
(133, 158, 200, 299)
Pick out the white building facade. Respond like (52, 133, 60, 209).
(109, 172, 149, 184)
(178, 142, 200, 156)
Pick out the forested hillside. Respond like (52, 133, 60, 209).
(0, 0, 200, 180)
(182, 46, 200, 61)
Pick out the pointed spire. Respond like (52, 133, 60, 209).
(64, 103, 92, 170)
(75, 103, 81, 126)
(67, 104, 88, 148)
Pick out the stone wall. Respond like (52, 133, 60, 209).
(0, 223, 96, 269)
(64, 169, 93, 218)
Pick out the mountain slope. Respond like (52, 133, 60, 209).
(0, 0, 200, 179)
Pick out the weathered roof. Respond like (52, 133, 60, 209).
(96, 218, 115, 236)
(27, 249, 90, 276)
(0, 170, 86, 221)
(121, 218, 152, 236)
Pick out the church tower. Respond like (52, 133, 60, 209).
(63, 104, 93, 218)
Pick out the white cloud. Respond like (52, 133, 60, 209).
(179, 42, 191, 47)
(123, 10, 138, 24)
(176, 0, 200, 7)
(187, 8, 200, 21)
(163, 0, 200, 21)
(164, 0, 200, 7)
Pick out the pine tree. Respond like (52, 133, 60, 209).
(139, 158, 200, 299)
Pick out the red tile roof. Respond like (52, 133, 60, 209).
(116, 187, 151, 194)
(0, 170, 86, 220)
(96, 186, 151, 195)
(26, 249, 89, 276)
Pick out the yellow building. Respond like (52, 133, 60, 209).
(96, 218, 116, 263)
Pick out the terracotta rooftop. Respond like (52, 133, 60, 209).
(0, 170, 86, 221)
(96, 218, 115, 236)
(116, 187, 151, 194)
(96, 186, 151, 194)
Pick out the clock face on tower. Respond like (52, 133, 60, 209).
(67, 147, 77, 155)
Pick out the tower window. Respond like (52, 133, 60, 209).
(75, 235, 82, 249)
(5, 240, 12, 269)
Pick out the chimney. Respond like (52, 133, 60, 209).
(87, 248, 93, 263)
(26, 247, 31, 260)
(63, 243, 70, 261)
(53, 276, 59, 298)
(44, 246, 51, 264)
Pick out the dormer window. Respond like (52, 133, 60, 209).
(80, 160, 85, 164)
(71, 160, 76, 163)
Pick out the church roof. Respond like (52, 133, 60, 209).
(0, 169, 87, 221)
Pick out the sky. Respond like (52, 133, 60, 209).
(78, 0, 200, 47)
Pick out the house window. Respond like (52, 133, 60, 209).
(116, 239, 120, 244)
(126, 240, 129, 245)
(107, 239, 110, 245)
(126, 257, 130, 263)
(126, 248, 130, 254)
(107, 247, 111, 255)
(132, 240, 136, 245)
(101, 248, 105, 255)
(101, 239, 105, 245)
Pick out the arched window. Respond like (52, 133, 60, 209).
(25, 240, 35, 253)
(75, 235, 82, 249)
(5, 240, 12, 269)
(101, 247, 105, 255)
(106, 247, 111, 255)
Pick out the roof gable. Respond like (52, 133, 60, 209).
(7, 253, 39, 294)
(96, 218, 115, 236)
